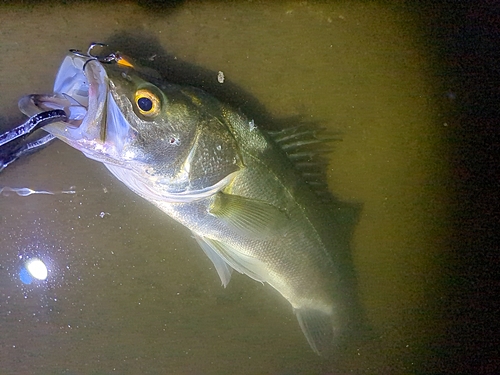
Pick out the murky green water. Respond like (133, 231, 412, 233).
(0, 2, 450, 374)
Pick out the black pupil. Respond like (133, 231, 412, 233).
(138, 97, 153, 112)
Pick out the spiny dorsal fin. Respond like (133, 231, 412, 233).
(266, 125, 341, 198)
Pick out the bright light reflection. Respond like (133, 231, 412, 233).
(25, 258, 48, 280)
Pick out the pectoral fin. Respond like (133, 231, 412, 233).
(209, 193, 289, 240)
(195, 234, 268, 284)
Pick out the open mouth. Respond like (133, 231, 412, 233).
(18, 54, 108, 144)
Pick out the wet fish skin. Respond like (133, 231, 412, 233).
(20, 51, 355, 355)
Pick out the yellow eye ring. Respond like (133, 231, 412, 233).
(134, 89, 160, 117)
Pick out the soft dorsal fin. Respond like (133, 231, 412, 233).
(266, 125, 341, 197)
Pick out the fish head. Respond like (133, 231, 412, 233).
(18, 51, 243, 202)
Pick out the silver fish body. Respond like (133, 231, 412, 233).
(19, 48, 356, 355)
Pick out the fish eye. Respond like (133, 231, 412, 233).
(134, 89, 160, 117)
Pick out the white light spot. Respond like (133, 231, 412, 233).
(249, 119, 257, 131)
(124, 149, 136, 160)
(217, 71, 225, 84)
(25, 258, 48, 280)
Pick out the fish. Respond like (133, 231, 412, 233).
(18, 44, 359, 355)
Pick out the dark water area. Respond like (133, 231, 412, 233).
(0, 1, 497, 374)
(422, 2, 499, 373)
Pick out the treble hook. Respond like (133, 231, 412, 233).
(69, 42, 119, 65)
(69, 42, 135, 71)
(87, 42, 107, 57)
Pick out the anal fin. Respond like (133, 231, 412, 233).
(294, 308, 334, 356)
